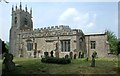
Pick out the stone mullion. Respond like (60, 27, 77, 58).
(66, 41, 68, 52)
(68, 41, 70, 52)
(63, 41, 65, 52)
(61, 41, 62, 51)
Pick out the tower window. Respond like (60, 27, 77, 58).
(15, 17, 17, 24)
(24, 18, 27, 25)
(91, 41, 96, 49)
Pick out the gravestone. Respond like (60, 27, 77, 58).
(3, 53, 15, 71)
(55, 51, 59, 58)
(50, 51, 54, 57)
(81, 52, 84, 58)
(65, 54, 69, 59)
(91, 54, 95, 67)
(93, 51, 97, 58)
(74, 54, 76, 59)
(86, 57, 88, 61)
(34, 50, 37, 58)
(69, 52, 73, 59)
(44, 52, 49, 58)
(78, 52, 81, 58)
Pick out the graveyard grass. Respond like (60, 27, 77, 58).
(2, 57, 119, 75)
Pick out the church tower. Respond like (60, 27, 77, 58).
(9, 2, 33, 57)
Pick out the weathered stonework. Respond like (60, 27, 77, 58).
(85, 33, 109, 57)
(9, 3, 109, 58)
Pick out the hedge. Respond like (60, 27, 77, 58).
(41, 57, 71, 64)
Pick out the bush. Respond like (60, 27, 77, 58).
(41, 57, 71, 64)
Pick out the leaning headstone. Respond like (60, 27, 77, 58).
(93, 51, 97, 58)
(50, 51, 54, 57)
(69, 52, 73, 59)
(34, 51, 37, 58)
(91, 54, 95, 67)
(78, 52, 81, 58)
(81, 52, 84, 58)
(65, 54, 69, 59)
(44, 52, 49, 58)
(55, 51, 59, 58)
(86, 57, 89, 61)
(74, 54, 76, 59)
(3, 53, 15, 72)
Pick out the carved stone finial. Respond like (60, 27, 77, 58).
(25, 5, 27, 12)
(15, 4, 17, 10)
(30, 8, 32, 15)
(12, 5, 14, 12)
(20, 2, 22, 10)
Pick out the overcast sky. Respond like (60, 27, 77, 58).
(0, 0, 119, 41)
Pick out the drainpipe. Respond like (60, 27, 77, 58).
(88, 36, 90, 58)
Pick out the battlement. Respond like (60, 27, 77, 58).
(34, 25, 71, 32)
(12, 2, 32, 15)
(21, 25, 84, 38)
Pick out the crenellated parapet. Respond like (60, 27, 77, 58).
(34, 25, 71, 32)
(12, 2, 32, 16)
(21, 25, 84, 39)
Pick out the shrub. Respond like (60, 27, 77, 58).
(41, 57, 71, 64)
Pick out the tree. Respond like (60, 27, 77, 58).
(106, 30, 118, 54)
(117, 40, 120, 55)
(1, 40, 9, 55)
(5, 41, 9, 50)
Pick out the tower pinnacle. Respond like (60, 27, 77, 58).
(30, 8, 32, 15)
(12, 5, 14, 12)
(20, 2, 22, 10)
(15, 4, 17, 10)
(25, 5, 27, 12)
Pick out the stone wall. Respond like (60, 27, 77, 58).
(20, 25, 86, 58)
(85, 33, 109, 57)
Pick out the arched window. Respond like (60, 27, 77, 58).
(15, 17, 17, 24)
(24, 18, 27, 25)
(27, 42, 33, 51)
(26, 39, 33, 51)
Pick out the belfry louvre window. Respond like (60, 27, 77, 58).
(15, 17, 17, 24)
(24, 18, 27, 25)
(61, 40, 70, 52)
(27, 43, 33, 51)
(91, 41, 96, 49)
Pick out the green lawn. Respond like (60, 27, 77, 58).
(2, 57, 119, 75)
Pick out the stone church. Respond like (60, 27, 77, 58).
(9, 3, 109, 58)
